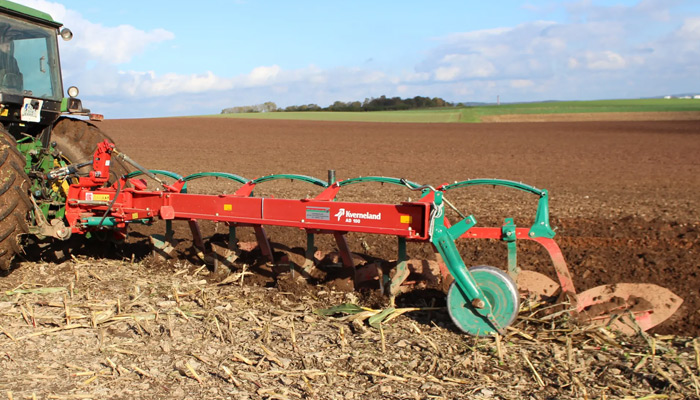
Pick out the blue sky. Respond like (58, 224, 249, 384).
(14, 0, 700, 118)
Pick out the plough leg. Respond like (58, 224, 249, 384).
(253, 225, 274, 263)
(207, 225, 240, 273)
(189, 220, 206, 259)
(151, 220, 178, 260)
(302, 232, 317, 272)
(333, 232, 354, 268)
(388, 237, 409, 306)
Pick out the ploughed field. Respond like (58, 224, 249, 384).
(0, 117, 698, 399)
(106, 117, 699, 336)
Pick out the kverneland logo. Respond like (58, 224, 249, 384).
(334, 208, 382, 222)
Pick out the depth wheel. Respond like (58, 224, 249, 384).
(0, 127, 31, 271)
(446, 265, 519, 336)
(51, 117, 131, 180)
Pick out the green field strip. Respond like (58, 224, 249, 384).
(197, 98, 700, 123)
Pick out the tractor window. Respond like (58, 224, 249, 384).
(0, 14, 62, 100)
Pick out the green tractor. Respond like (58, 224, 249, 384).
(0, 0, 129, 270)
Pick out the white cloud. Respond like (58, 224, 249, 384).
(75, 24, 174, 65)
(247, 65, 281, 86)
(679, 17, 700, 38)
(418, 20, 565, 83)
(137, 71, 232, 96)
(411, 2, 700, 104)
(579, 50, 627, 70)
(18, 0, 174, 65)
(434, 66, 461, 81)
(434, 54, 496, 80)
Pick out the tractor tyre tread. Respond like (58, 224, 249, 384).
(0, 172, 15, 196)
(0, 128, 29, 270)
(13, 185, 33, 210)
(51, 117, 131, 180)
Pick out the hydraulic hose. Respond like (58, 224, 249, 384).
(112, 149, 170, 188)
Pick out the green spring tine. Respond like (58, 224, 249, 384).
(250, 174, 329, 188)
(336, 176, 422, 189)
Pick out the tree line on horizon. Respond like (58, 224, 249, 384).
(221, 95, 455, 114)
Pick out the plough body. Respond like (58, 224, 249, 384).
(60, 141, 682, 336)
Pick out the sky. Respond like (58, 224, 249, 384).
(11, 0, 700, 119)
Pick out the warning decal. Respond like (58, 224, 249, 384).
(306, 207, 330, 221)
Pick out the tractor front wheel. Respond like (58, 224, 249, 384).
(0, 127, 31, 271)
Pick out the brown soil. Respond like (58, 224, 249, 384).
(1, 116, 699, 399)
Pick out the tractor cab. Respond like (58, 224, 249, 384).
(0, 0, 89, 135)
(0, 11, 62, 98)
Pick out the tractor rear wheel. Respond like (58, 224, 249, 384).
(0, 127, 31, 271)
(51, 118, 131, 180)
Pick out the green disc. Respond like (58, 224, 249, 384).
(446, 265, 520, 336)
